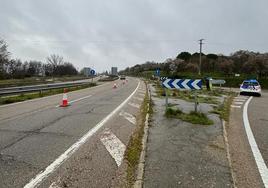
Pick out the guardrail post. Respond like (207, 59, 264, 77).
(194, 90, 198, 112)
(165, 88, 168, 109)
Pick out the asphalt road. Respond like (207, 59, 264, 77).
(248, 91, 268, 178)
(0, 77, 144, 188)
(227, 90, 268, 188)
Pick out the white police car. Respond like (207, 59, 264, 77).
(240, 79, 261, 96)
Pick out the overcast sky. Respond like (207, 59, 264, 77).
(1, 0, 268, 72)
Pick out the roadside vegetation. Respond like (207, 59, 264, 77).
(210, 93, 235, 122)
(125, 83, 149, 186)
(0, 82, 96, 105)
(153, 81, 220, 104)
(120, 50, 268, 89)
(165, 107, 213, 125)
(0, 75, 89, 88)
(98, 75, 119, 82)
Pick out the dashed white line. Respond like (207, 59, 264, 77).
(234, 99, 246, 102)
(235, 96, 248, 100)
(128, 102, 140, 109)
(119, 111, 136, 125)
(23, 82, 140, 188)
(233, 101, 244, 105)
(243, 96, 268, 187)
(231, 105, 241, 108)
(100, 129, 126, 167)
(133, 97, 143, 101)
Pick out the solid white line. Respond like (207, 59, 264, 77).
(23, 81, 140, 188)
(55, 95, 92, 107)
(128, 102, 140, 109)
(100, 129, 126, 167)
(243, 96, 268, 187)
(231, 105, 241, 108)
(119, 111, 136, 125)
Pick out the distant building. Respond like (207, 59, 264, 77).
(111, 67, 118, 75)
(83, 67, 91, 77)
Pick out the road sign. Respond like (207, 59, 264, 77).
(162, 79, 202, 90)
(211, 79, 226, 85)
(155, 68, 160, 77)
(90, 69, 96, 75)
(160, 77, 168, 81)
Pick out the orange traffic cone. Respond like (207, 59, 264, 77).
(113, 83, 117, 89)
(60, 88, 69, 107)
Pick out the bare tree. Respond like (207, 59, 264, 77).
(0, 39, 10, 78)
(46, 54, 64, 75)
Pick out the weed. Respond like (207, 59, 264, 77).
(165, 107, 213, 125)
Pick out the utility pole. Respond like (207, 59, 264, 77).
(198, 39, 204, 75)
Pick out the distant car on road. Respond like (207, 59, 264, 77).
(240, 79, 261, 96)
(120, 75, 126, 80)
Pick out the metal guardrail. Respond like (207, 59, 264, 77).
(0, 81, 93, 97)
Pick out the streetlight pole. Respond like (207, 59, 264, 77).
(198, 39, 204, 75)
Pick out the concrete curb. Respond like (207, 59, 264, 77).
(222, 120, 237, 188)
(133, 88, 150, 188)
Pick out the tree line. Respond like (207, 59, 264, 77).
(121, 50, 268, 78)
(0, 39, 78, 79)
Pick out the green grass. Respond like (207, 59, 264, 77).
(154, 82, 220, 104)
(0, 83, 97, 105)
(0, 76, 88, 88)
(210, 93, 235, 121)
(165, 107, 213, 125)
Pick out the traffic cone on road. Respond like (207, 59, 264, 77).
(60, 88, 69, 107)
(113, 83, 117, 89)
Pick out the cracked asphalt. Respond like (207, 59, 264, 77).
(144, 84, 232, 187)
(0, 78, 142, 188)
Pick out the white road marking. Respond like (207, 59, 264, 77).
(128, 102, 140, 109)
(133, 97, 143, 101)
(55, 95, 92, 107)
(231, 105, 241, 108)
(243, 96, 268, 187)
(49, 182, 60, 188)
(233, 101, 244, 105)
(234, 99, 246, 102)
(23, 81, 140, 188)
(235, 96, 248, 99)
(119, 111, 136, 125)
(100, 130, 126, 167)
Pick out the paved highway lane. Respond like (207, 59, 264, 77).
(0, 78, 142, 188)
(248, 91, 268, 175)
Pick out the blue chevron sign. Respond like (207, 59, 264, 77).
(162, 79, 202, 90)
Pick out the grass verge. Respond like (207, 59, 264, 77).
(0, 83, 97, 105)
(154, 81, 219, 104)
(165, 107, 213, 125)
(125, 84, 149, 187)
(0, 76, 88, 88)
(210, 93, 235, 122)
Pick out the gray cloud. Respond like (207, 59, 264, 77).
(1, 0, 268, 72)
